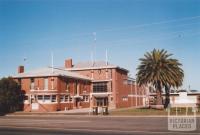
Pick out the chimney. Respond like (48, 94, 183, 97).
(18, 66, 24, 73)
(65, 59, 73, 68)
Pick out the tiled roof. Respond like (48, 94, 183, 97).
(63, 60, 129, 72)
(73, 61, 115, 68)
(13, 67, 91, 80)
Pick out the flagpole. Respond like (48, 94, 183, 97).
(51, 52, 54, 90)
(106, 49, 108, 66)
(92, 32, 96, 66)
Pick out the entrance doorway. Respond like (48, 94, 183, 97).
(74, 98, 81, 108)
(96, 97, 108, 107)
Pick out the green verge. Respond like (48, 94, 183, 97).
(110, 108, 200, 116)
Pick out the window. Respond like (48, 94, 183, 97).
(24, 95, 28, 101)
(83, 95, 89, 102)
(51, 95, 57, 102)
(122, 97, 128, 101)
(44, 78, 48, 90)
(123, 80, 133, 85)
(66, 81, 70, 90)
(60, 95, 70, 102)
(37, 95, 43, 103)
(50, 78, 54, 90)
(74, 81, 80, 95)
(74, 83, 76, 94)
(30, 78, 34, 89)
(23, 95, 29, 103)
(93, 82, 107, 93)
(37, 95, 43, 100)
(37, 95, 57, 103)
(60, 95, 65, 102)
(44, 95, 51, 102)
(65, 95, 69, 102)
(69, 97, 73, 102)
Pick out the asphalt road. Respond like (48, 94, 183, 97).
(0, 115, 199, 135)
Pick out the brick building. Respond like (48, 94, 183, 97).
(13, 59, 147, 112)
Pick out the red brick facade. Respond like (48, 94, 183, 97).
(15, 75, 91, 112)
(67, 60, 147, 110)
(14, 59, 147, 112)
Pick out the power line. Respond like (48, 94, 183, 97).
(69, 15, 200, 37)
(64, 15, 200, 43)
(97, 27, 198, 45)
(99, 15, 200, 33)
(99, 31, 200, 48)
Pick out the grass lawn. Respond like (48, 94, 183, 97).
(110, 108, 200, 116)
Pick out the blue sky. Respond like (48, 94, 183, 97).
(0, 0, 200, 90)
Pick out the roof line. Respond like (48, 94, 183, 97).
(64, 66, 129, 72)
(12, 67, 92, 81)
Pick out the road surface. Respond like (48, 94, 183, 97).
(0, 115, 199, 135)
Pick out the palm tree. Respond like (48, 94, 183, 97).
(136, 49, 184, 108)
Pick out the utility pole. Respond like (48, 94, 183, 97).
(51, 52, 54, 90)
(92, 32, 96, 66)
(106, 49, 108, 65)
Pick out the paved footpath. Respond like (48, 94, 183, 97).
(0, 115, 199, 135)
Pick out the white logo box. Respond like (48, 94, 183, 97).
(167, 103, 197, 131)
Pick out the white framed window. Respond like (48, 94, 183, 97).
(37, 95, 44, 103)
(44, 95, 51, 103)
(24, 95, 28, 100)
(65, 95, 69, 102)
(37, 95, 57, 103)
(93, 82, 107, 93)
(66, 81, 70, 91)
(122, 97, 128, 101)
(24, 95, 29, 104)
(50, 78, 54, 90)
(69, 97, 73, 102)
(60, 95, 65, 102)
(60, 95, 70, 103)
(74, 81, 79, 95)
(51, 95, 57, 102)
(30, 78, 34, 90)
(37, 95, 43, 102)
(83, 95, 89, 102)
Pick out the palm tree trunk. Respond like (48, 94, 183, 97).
(164, 85, 170, 109)
(156, 81, 163, 105)
(156, 90, 163, 105)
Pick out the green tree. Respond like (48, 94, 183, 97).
(136, 49, 184, 108)
(0, 77, 22, 114)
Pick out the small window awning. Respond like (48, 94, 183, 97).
(73, 95, 83, 99)
(92, 92, 111, 98)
